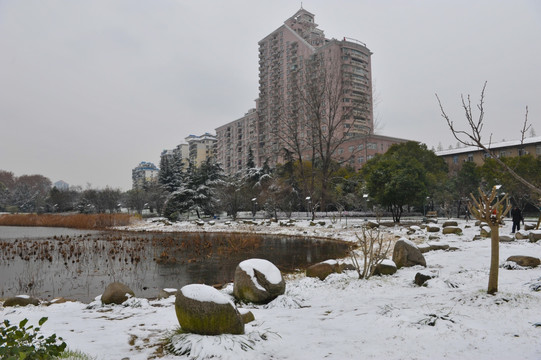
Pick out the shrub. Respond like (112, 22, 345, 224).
(0, 317, 67, 359)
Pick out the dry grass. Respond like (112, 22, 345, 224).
(0, 213, 137, 229)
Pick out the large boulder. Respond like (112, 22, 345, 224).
(175, 284, 244, 335)
(101, 282, 135, 305)
(427, 226, 440, 233)
(233, 258, 285, 304)
(372, 259, 397, 276)
(3, 295, 40, 307)
(442, 221, 458, 228)
(392, 238, 426, 269)
(506, 256, 541, 268)
(306, 260, 341, 280)
(515, 231, 529, 240)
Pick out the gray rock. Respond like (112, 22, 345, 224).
(306, 262, 339, 280)
(239, 310, 255, 324)
(442, 226, 462, 235)
(506, 256, 540, 268)
(392, 238, 426, 269)
(529, 231, 541, 243)
(442, 221, 458, 228)
(3, 295, 40, 307)
(372, 260, 397, 276)
(524, 223, 536, 231)
(175, 284, 244, 335)
(233, 259, 285, 304)
(101, 282, 135, 305)
(157, 288, 177, 299)
(427, 226, 440, 233)
(414, 271, 437, 286)
(499, 235, 514, 242)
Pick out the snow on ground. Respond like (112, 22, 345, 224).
(2, 218, 541, 360)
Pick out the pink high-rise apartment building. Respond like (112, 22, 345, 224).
(216, 7, 409, 175)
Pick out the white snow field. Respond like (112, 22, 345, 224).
(1, 218, 540, 360)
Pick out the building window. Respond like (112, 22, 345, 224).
(367, 142, 377, 150)
(338, 148, 344, 155)
(348, 146, 354, 152)
(536, 145, 541, 155)
(467, 154, 474, 162)
(358, 156, 364, 163)
(357, 144, 364, 151)
(452, 156, 458, 164)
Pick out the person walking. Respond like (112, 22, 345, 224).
(511, 206, 524, 233)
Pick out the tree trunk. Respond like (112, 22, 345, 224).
(487, 224, 499, 295)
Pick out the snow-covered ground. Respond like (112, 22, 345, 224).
(2, 218, 541, 360)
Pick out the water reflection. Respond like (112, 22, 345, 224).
(0, 227, 349, 303)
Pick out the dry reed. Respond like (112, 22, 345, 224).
(0, 213, 137, 229)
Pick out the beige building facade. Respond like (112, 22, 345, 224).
(215, 7, 409, 176)
(436, 136, 541, 173)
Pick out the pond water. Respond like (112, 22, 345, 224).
(0, 226, 350, 303)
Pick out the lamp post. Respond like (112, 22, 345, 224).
(306, 197, 311, 219)
(424, 196, 430, 217)
(251, 198, 257, 221)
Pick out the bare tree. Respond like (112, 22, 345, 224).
(435, 82, 541, 197)
(350, 226, 392, 279)
(468, 186, 511, 294)
(277, 51, 371, 210)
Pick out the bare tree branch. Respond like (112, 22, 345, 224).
(436, 83, 541, 197)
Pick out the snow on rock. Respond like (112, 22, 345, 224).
(181, 284, 231, 305)
(234, 259, 285, 304)
(3, 218, 541, 359)
(176, 284, 244, 335)
(239, 258, 283, 286)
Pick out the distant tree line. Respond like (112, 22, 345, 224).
(2, 141, 539, 221)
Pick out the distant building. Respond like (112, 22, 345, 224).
(132, 161, 159, 189)
(436, 136, 541, 173)
(215, 108, 258, 175)
(185, 133, 217, 167)
(53, 180, 69, 190)
(161, 133, 217, 171)
(215, 7, 410, 176)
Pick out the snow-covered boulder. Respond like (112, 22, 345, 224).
(157, 288, 177, 299)
(515, 230, 529, 240)
(506, 256, 540, 268)
(392, 238, 426, 269)
(442, 221, 458, 228)
(480, 226, 491, 237)
(528, 230, 541, 243)
(3, 294, 40, 307)
(306, 260, 341, 280)
(524, 223, 537, 231)
(427, 225, 440, 233)
(372, 259, 397, 276)
(101, 282, 135, 305)
(442, 226, 462, 235)
(175, 284, 244, 335)
(233, 258, 285, 304)
(414, 271, 438, 286)
(499, 235, 514, 242)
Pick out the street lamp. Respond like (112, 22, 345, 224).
(251, 198, 257, 221)
(424, 196, 430, 217)
(306, 197, 311, 218)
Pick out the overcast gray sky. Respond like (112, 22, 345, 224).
(1, 0, 540, 190)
